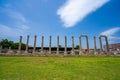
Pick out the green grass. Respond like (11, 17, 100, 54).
(0, 56, 120, 80)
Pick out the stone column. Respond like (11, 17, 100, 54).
(41, 36, 44, 54)
(79, 36, 82, 55)
(7, 46, 13, 55)
(86, 36, 89, 53)
(56, 36, 59, 55)
(99, 37, 103, 52)
(17, 36, 22, 55)
(94, 36, 98, 55)
(49, 36, 52, 55)
(64, 36, 67, 55)
(105, 36, 109, 54)
(32, 35, 37, 55)
(24, 35, 29, 55)
(71, 36, 75, 55)
(0, 46, 2, 53)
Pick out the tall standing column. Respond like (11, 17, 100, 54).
(99, 37, 103, 52)
(32, 35, 37, 55)
(79, 36, 82, 55)
(86, 36, 89, 53)
(17, 36, 22, 55)
(94, 36, 97, 55)
(49, 36, 52, 55)
(41, 36, 44, 54)
(64, 36, 67, 55)
(94, 36, 97, 51)
(7, 46, 13, 55)
(105, 36, 109, 54)
(71, 36, 75, 55)
(24, 35, 29, 55)
(56, 36, 59, 55)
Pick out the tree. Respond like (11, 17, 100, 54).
(58, 45, 62, 48)
(0, 39, 26, 50)
(76, 45, 79, 49)
(0, 39, 14, 49)
(13, 42, 26, 50)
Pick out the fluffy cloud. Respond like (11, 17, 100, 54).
(100, 27, 120, 43)
(57, 0, 109, 27)
(100, 27, 120, 36)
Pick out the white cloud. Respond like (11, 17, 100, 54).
(100, 27, 120, 43)
(7, 9, 26, 23)
(0, 24, 28, 37)
(57, 0, 109, 27)
(100, 27, 120, 36)
(3, 8, 27, 24)
(0, 7, 30, 38)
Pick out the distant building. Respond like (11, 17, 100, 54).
(104, 43, 120, 50)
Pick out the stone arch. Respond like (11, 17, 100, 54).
(79, 35, 89, 55)
(99, 35, 109, 53)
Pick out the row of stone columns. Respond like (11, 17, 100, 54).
(17, 35, 109, 55)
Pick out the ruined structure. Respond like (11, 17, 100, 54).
(0, 35, 111, 56)
(99, 35, 109, 54)
(79, 35, 89, 55)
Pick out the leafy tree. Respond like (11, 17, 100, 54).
(13, 43, 26, 50)
(13, 43, 19, 49)
(0, 39, 14, 49)
(58, 45, 62, 48)
(76, 45, 79, 49)
(0, 39, 26, 50)
(21, 43, 26, 50)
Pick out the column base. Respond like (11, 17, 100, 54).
(7, 50, 14, 55)
(79, 51, 83, 55)
(56, 51, 59, 55)
(94, 51, 98, 55)
(64, 52, 67, 56)
(48, 51, 51, 55)
(32, 51, 36, 56)
(24, 51, 28, 55)
(71, 51, 75, 55)
(100, 51, 105, 55)
(17, 50, 21, 55)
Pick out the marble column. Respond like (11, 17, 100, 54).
(24, 35, 29, 55)
(7, 46, 13, 55)
(71, 36, 75, 55)
(94, 36, 98, 55)
(86, 36, 89, 53)
(17, 36, 22, 55)
(32, 35, 37, 55)
(79, 36, 82, 55)
(56, 36, 59, 55)
(49, 36, 52, 54)
(41, 36, 44, 54)
(99, 37, 103, 52)
(105, 36, 109, 54)
(64, 36, 67, 55)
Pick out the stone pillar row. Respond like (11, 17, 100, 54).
(17, 35, 109, 55)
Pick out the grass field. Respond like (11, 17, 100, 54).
(0, 56, 120, 80)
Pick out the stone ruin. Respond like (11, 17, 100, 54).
(0, 35, 113, 56)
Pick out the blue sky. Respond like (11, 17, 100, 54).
(0, 0, 120, 48)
